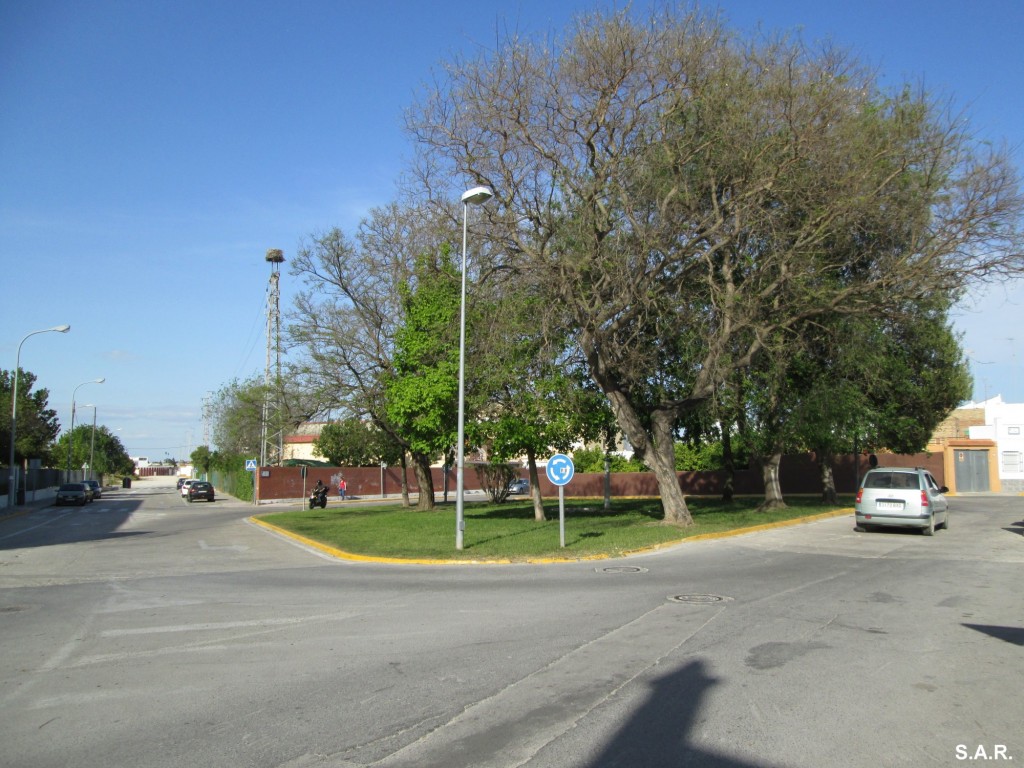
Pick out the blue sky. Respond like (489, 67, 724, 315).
(2, 0, 1022, 461)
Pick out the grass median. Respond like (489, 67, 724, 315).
(257, 495, 854, 562)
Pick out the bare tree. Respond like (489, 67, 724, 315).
(407, 7, 1024, 524)
(287, 201, 465, 509)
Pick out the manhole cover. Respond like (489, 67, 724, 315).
(597, 566, 648, 574)
(668, 594, 732, 604)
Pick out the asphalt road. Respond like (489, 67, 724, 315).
(0, 476, 1020, 768)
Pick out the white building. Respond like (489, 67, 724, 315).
(966, 395, 1024, 493)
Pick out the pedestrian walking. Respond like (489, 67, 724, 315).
(339, 477, 347, 500)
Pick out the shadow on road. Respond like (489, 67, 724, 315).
(0, 495, 144, 551)
(586, 659, 781, 768)
(1003, 520, 1024, 536)
(963, 623, 1024, 646)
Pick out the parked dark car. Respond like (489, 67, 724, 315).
(176, 478, 187, 491)
(55, 483, 89, 506)
(187, 481, 215, 503)
(83, 479, 102, 499)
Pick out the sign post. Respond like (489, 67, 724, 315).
(545, 453, 575, 547)
(245, 459, 258, 506)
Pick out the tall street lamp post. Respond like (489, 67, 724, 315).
(456, 185, 494, 550)
(68, 378, 104, 481)
(82, 404, 97, 480)
(7, 324, 71, 508)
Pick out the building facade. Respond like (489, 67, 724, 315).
(966, 395, 1024, 493)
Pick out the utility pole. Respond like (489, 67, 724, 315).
(260, 249, 285, 468)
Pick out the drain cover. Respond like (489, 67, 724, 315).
(668, 594, 732, 604)
(597, 566, 648, 574)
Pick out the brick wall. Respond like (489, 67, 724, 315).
(252, 451, 943, 502)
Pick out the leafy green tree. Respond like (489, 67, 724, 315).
(191, 445, 213, 479)
(208, 376, 265, 458)
(384, 247, 464, 509)
(52, 424, 133, 477)
(469, 282, 614, 518)
(1, 369, 60, 465)
(571, 446, 646, 473)
(313, 417, 403, 467)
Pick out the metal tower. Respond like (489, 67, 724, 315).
(260, 249, 285, 467)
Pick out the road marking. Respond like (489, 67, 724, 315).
(198, 540, 249, 552)
(99, 614, 346, 637)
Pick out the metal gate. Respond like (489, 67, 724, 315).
(954, 449, 990, 492)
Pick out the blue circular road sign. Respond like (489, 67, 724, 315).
(545, 453, 575, 487)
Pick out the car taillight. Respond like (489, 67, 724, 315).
(855, 489, 863, 503)
(920, 491, 929, 507)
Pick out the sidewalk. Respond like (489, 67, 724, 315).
(1, 487, 57, 519)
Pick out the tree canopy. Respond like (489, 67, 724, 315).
(1, 369, 61, 465)
(407, 6, 1024, 523)
(51, 424, 134, 477)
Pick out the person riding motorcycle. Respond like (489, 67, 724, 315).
(310, 479, 328, 508)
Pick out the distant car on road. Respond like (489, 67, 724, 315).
(83, 479, 102, 499)
(508, 478, 529, 494)
(176, 478, 187, 491)
(179, 479, 196, 497)
(855, 467, 949, 535)
(56, 483, 89, 506)
(187, 481, 215, 503)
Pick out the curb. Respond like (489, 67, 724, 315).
(248, 507, 855, 566)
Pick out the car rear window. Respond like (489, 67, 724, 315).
(864, 471, 920, 490)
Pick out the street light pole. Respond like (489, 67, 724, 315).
(7, 324, 70, 508)
(456, 185, 493, 550)
(67, 378, 104, 481)
(84, 404, 97, 480)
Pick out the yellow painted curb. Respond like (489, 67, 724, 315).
(249, 507, 854, 565)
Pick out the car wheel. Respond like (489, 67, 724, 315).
(187, 496, 192, 503)
(939, 512, 949, 531)
(922, 515, 935, 536)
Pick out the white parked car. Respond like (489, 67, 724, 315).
(855, 467, 949, 535)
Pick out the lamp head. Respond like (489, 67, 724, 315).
(461, 186, 494, 205)
(54, 324, 71, 333)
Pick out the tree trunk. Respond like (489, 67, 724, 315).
(650, 409, 693, 525)
(601, 393, 693, 525)
(721, 426, 735, 503)
(757, 451, 786, 511)
(583, 336, 692, 525)
(817, 450, 838, 504)
(411, 452, 435, 510)
(399, 452, 411, 507)
(526, 447, 546, 521)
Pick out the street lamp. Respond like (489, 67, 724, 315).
(68, 378, 104, 481)
(456, 185, 494, 550)
(7, 324, 71, 507)
(82, 404, 97, 480)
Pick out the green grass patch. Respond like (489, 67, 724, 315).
(258, 496, 854, 562)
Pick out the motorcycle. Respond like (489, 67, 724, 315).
(309, 486, 328, 509)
